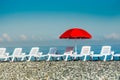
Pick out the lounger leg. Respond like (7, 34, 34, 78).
(57, 57, 60, 60)
(12, 57, 15, 62)
(47, 55, 51, 61)
(83, 55, 87, 61)
(4, 57, 8, 61)
(21, 57, 24, 61)
(74, 56, 77, 60)
(28, 56, 32, 61)
(65, 55, 69, 61)
(104, 55, 107, 61)
(111, 55, 113, 60)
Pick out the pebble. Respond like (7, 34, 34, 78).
(0, 61, 120, 80)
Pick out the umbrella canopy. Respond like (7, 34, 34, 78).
(59, 28, 92, 39)
(59, 27, 92, 52)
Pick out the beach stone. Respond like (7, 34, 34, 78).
(0, 61, 120, 80)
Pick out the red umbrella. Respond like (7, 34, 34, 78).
(59, 27, 92, 52)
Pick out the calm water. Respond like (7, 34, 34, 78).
(5, 45, 120, 61)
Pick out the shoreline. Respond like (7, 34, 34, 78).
(0, 61, 120, 80)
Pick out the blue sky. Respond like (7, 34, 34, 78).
(0, 0, 120, 47)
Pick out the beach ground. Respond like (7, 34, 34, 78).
(0, 61, 120, 80)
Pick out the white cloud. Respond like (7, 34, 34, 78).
(0, 38, 3, 42)
(31, 35, 43, 41)
(2, 33, 12, 42)
(104, 33, 120, 40)
(20, 35, 27, 41)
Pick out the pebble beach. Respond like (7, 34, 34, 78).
(0, 61, 120, 80)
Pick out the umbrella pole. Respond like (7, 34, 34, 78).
(74, 39, 77, 53)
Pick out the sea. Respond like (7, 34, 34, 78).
(5, 44, 120, 61)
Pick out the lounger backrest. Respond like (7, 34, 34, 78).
(48, 47, 57, 54)
(65, 47, 74, 53)
(30, 47, 39, 54)
(13, 48, 22, 55)
(80, 46, 91, 54)
(0, 48, 6, 55)
(101, 46, 111, 54)
(64, 47, 74, 55)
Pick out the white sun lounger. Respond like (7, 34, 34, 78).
(0, 48, 10, 61)
(26, 47, 43, 61)
(91, 46, 114, 61)
(10, 48, 26, 62)
(47, 47, 57, 61)
(70, 46, 92, 61)
(64, 47, 74, 61)
(47, 47, 64, 61)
